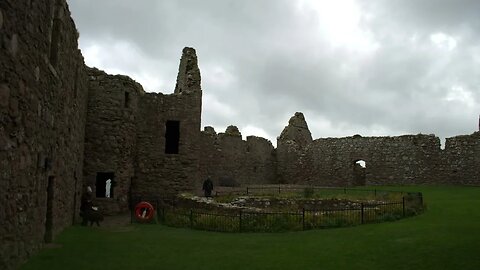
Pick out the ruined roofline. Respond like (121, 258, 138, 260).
(201, 125, 275, 147)
(311, 131, 479, 143)
(312, 133, 439, 141)
(85, 46, 201, 97)
(86, 66, 146, 94)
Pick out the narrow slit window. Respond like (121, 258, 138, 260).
(124, 92, 130, 108)
(165, 120, 180, 154)
(49, 18, 62, 67)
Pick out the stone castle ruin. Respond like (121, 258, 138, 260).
(1, 1, 479, 269)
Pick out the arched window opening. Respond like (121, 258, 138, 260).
(353, 159, 366, 186)
(356, 160, 366, 168)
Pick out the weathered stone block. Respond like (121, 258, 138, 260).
(0, 83, 10, 107)
(8, 34, 18, 57)
(0, 9, 3, 30)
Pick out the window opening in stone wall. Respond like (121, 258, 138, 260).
(353, 160, 366, 186)
(356, 160, 366, 168)
(165, 120, 180, 154)
(96, 172, 115, 198)
(124, 91, 130, 108)
(49, 18, 62, 68)
(44, 176, 55, 243)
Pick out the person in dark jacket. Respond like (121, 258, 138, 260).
(202, 176, 214, 197)
(80, 186, 94, 226)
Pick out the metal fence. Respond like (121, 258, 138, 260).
(131, 187, 424, 232)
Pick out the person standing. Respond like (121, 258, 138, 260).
(202, 176, 214, 197)
(80, 186, 93, 226)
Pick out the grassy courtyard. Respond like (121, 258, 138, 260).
(22, 186, 480, 270)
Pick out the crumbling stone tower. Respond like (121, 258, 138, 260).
(133, 47, 202, 197)
(276, 112, 312, 184)
(83, 47, 203, 213)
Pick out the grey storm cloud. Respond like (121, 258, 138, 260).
(68, 0, 480, 145)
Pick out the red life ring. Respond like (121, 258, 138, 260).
(134, 201, 155, 222)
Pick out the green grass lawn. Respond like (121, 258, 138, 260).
(22, 186, 480, 270)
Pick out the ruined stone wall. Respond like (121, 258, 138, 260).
(197, 126, 276, 189)
(299, 134, 442, 186)
(0, 1, 88, 269)
(134, 47, 202, 196)
(83, 68, 144, 213)
(1, 1, 479, 267)
(442, 132, 480, 185)
(134, 91, 202, 195)
(276, 112, 312, 184)
(245, 136, 277, 185)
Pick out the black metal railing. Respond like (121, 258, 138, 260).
(131, 187, 424, 232)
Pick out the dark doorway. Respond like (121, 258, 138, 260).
(165, 120, 180, 154)
(353, 160, 366, 186)
(72, 172, 78, 224)
(44, 176, 55, 243)
(96, 172, 114, 198)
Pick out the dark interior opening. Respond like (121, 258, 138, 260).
(44, 176, 55, 243)
(96, 172, 115, 198)
(49, 18, 62, 67)
(165, 120, 180, 154)
(124, 91, 130, 108)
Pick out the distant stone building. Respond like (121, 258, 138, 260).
(1, 1, 479, 269)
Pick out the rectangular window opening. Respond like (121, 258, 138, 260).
(165, 120, 180, 154)
(124, 91, 130, 108)
(96, 172, 115, 198)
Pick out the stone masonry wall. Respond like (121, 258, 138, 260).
(0, 0, 88, 269)
(442, 132, 480, 185)
(299, 134, 442, 186)
(134, 48, 202, 196)
(134, 91, 202, 195)
(83, 67, 144, 214)
(276, 112, 313, 184)
(197, 126, 276, 190)
(2, 1, 480, 268)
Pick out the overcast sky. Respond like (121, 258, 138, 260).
(69, 0, 480, 146)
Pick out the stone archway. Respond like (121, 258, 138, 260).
(353, 160, 366, 186)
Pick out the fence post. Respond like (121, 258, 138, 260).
(278, 186, 281, 194)
(374, 189, 377, 197)
(361, 203, 364, 224)
(239, 210, 242, 232)
(190, 209, 194, 228)
(402, 197, 406, 217)
(246, 187, 249, 195)
(130, 207, 134, 224)
(302, 208, 305, 230)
